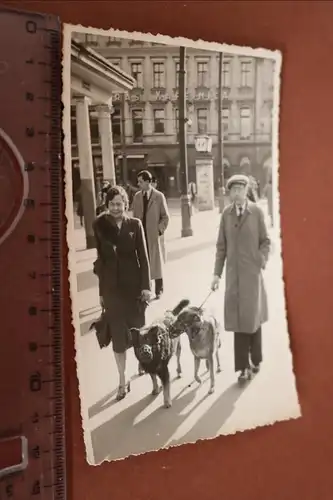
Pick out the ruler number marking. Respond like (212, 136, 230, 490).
(29, 372, 42, 392)
(30, 445, 40, 459)
(23, 198, 35, 209)
(28, 342, 38, 352)
(27, 234, 36, 243)
(31, 479, 41, 495)
(31, 412, 39, 424)
(25, 21, 37, 34)
(26, 127, 35, 138)
(5, 483, 13, 498)
(24, 162, 35, 172)
(28, 306, 37, 316)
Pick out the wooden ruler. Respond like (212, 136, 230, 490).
(0, 7, 65, 499)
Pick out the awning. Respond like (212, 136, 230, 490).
(147, 148, 171, 167)
(117, 154, 145, 160)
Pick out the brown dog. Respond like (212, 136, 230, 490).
(172, 305, 222, 395)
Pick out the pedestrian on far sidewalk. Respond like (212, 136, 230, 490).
(188, 180, 197, 213)
(211, 174, 271, 384)
(263, 177, 273, 227)
(132, 170, 170, 299)
(96, 181, 111, 216)
(93, 185, 151, 401)
(150, 176, 166, 262)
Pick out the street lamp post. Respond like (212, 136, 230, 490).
(120, 93, 128, 185)
(178, 46, 193, 237)
(218, 52, 225, 214)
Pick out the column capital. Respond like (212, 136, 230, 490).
(72, 95, 92, 107)
(96, 103, 112, 117)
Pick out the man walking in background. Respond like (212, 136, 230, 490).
(133, 170, 169, 299)
(188, 180, 197, 213)
(263, 176, 273, 227)
(211, 174, 271, 384)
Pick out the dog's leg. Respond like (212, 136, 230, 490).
(176, 338, 182, 378)
(138, 362, 145, 376)
(208, 355, 215, 394)
(205, 359, 209, 372)
(194, 357, 202, 384)
(159, 367, 171, 408)
(150, 374, 160, 395)
(216, 341, 222, 373)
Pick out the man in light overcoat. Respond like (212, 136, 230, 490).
(211, 174, 271, 384)
(132, 170, 169, 299)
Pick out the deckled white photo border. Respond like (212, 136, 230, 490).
(62, 23, 299, 465)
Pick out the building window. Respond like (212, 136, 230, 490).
(174, 108, 180, 141)
(153, 109, 165, 133)
(197, 108, 208, 134)
(240, 107, 251, 139)
(89, 116, 100, 145)
(197, 61, 208, 87)
(85, 34, 99, 45)
(70, 106, 77, 144)
(129, 39, 144, 46)
(71, 120, 77, 145)
(222, 108, 230, 138)
(131, 62, 143, 88)
(174, 108, 179, 133)
(175, 62, 180, 87)
(111, 107, 121, 143)
(108, 59, 121, 68)
(132, 109, 144, 142)
(153, 62, 165, 88)
(107, 37, 122, 45)
(240, 61, 252, 87)
(222, 60, 231, 87)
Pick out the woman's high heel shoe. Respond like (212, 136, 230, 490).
(116, 382, 131, 401)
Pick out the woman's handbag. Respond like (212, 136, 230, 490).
(89, 308, 112, 349)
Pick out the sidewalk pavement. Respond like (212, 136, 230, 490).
(73, 204, 299, 464)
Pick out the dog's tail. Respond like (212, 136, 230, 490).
(171, 299, 190, 316)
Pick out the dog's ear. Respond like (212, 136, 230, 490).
(149, 325, 160, 342)
(129, 327, 140, 339)
(130, 327, 140, 334)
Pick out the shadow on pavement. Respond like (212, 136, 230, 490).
(167, 239, 216, 262)
(167, 383, 245, 448)
(90, 379, 246, 465)
(88, 389, 118, 419)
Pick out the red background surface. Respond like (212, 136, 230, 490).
(3, 1, 333, 499)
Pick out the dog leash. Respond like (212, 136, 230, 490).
(198, 290, 214, 309)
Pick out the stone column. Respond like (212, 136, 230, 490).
(97, 103, 116, 186)
(75, 96, 96, 249)
(195, 154, 215, 211)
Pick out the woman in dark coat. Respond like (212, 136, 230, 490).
(93, 186, 151, 401)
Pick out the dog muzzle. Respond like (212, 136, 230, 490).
(138, 344, 153, 363)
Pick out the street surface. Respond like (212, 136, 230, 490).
(72, 200, 301, 465)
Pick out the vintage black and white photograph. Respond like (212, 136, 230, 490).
(63, 25, 301, 465)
